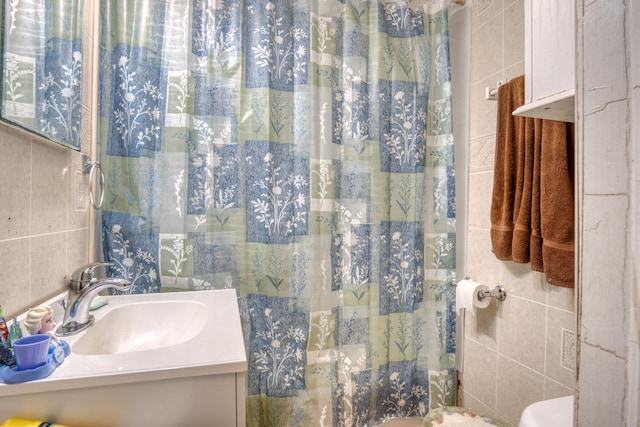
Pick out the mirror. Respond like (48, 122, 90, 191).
(1, 0, 84, 150)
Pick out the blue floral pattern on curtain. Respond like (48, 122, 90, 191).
(1, 0, 83, 149)
(99, 0, 457, 425)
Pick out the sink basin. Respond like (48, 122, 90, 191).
(0, 289, 248, 427)
(72, 300, 208, 355)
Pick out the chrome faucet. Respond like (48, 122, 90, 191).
(56, 262, 131, 336)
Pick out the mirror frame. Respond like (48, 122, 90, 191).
(0, 0, 90, 151)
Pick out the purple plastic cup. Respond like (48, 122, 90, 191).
(13, 334, 50, 370)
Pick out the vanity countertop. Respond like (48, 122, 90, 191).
(0, 289, 247, 397)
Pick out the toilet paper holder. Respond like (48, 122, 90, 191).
(477, 285, 507, 302)
(457, 277, 508, 302)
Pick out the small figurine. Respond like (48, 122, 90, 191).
(23, 306, 60, 345)
(0, 306, 70, 381)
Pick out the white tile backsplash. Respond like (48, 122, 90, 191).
(0, 128, 32, 240)
(0, 125, 89, 318)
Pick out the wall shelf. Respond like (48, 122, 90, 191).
(513, 89, 575, 122)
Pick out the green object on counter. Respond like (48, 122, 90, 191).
(90, 298, 109, 311)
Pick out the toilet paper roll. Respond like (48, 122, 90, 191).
(455, 279, 491, 314)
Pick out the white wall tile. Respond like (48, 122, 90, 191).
(576, 344, 626, 427)
(503, 61, 525, 84)
(0, 127, 32, 240)
(583, 100, 629, 195)
(465, 299, 499, 350)
(31, 140, 69, 235)
(545, 307, 577, 388)
(546, 282, 575, 313)
(468, 171, 494, 229)
(472, 0, 504, 33)
(543, 378, 573, 401)
(68, 149, 90, 228)
(67, 228, 89, 279)
(460, 391, 508, 424)
(31, 232, 68, 304)
(498, 297, 546, 373)
(469, 135, 496, 173)
(502, 0, 524, 70)
(576, 2, 638, 422)
(582, 0, 627, 117)
(496, 355, 544, 425)
(0, 123, 90, 319)
(469, 74, 500, 139)
(0, 238, 32, 317)
(501, 262, 546, 304)
(466, 229, 501, 284)
(463, 339, 498, 408)
(580, 194, 628, 357)
(470, 14, 503, 84)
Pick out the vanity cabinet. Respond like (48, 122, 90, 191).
(513, 0, 575, 122)
(0, 290, 247, 427)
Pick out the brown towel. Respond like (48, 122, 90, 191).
(539, 120, 575, 287)
(530, 119, 544, 272)
(490, 76, 526, 260)
(490, 75, 574, 288)
(511, 115, 538, 263)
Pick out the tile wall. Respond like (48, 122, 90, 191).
(0, 1, 95, 320)
(461, 0, 576, 425)
(0, 127, 89, 319)
(575, 0, 639, 425)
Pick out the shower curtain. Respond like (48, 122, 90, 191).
(1, 0, 83, 149)
(99, 0, 457, 425)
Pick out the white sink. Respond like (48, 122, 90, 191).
(0, 289, 248, 427)
(72, 300, 208, 355)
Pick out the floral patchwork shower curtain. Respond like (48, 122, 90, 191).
(1, 0, 83, 149)
(99, 0, 457, 425)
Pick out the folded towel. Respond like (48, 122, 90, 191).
(529, 119, 544, 272)
(490, 75, 526, 260)
(490, 75, 574, 288)
(511, 115, 538, 263)
(539, 120, 575, 287)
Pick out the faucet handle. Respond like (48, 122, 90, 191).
(70, 262, 113, 291)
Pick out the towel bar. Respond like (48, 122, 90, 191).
(83, 154, 105, 210)
(485, 80, 506, 101)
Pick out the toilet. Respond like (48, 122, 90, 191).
(518, 395, 574, 427)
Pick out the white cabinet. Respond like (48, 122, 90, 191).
(513, 0, 575, 122)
